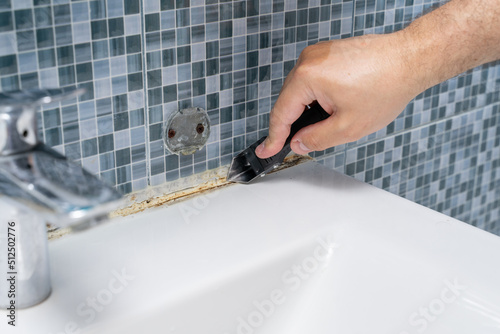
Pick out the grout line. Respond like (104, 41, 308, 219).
(317, 100, 500, 166)
(342, 0, 357, 173)
(343, 100, 500, 152)
(139, 0, 152, 189)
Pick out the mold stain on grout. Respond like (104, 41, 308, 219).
(111, 173, 234, 217)
(112, 153, 312, 217)
(48, 154, 313, 240)
(48, 226, 71, 240)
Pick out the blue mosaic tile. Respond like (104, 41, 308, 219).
(319, 103, 500, 235)
(0, 0, 498, 234)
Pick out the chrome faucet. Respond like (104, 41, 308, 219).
(0, 88, 123, 309)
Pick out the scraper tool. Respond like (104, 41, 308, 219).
(227, 101, 330, 184)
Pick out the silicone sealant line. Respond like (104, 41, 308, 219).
(111, 154, 313, 218)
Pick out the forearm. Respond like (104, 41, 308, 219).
(398, 0, 500, 92)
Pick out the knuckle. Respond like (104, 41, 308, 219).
(295, 46, 321, 77)
(297, 45, 313, 59)
(293, 63, 311, 79)
(300, 44, 316, 58)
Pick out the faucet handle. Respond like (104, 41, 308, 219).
(0, 87, 85, 156)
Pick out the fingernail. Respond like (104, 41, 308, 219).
(255, 140, 265, 155)
(297, 140, 311, 153)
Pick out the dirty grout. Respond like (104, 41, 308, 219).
(48, 154, 313, 240)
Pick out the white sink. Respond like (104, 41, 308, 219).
(2, 162, 500, 333)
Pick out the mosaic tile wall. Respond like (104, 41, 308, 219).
(315, 0, 500, 235)
(318, 102, 500, 235)
(0, 0, 354, 194)
(0, 0, 498, 234)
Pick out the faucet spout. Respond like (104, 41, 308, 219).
(0, 88, 123, 309)
(0, 144, 123, 227)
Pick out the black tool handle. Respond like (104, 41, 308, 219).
(284, 101, 331, 152)
(258, 101, 331, 168)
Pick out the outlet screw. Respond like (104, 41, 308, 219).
(196, 123, 204, 134)
(168, 129, 176, 138)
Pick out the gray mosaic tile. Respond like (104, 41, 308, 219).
(0, 0, 498, 236)
(320, 103, 500, 235)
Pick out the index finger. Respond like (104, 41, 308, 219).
(255, 68, 315, 158)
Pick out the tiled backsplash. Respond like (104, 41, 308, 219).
(315, 0, 500, 236)
(0, 0, 499, 234)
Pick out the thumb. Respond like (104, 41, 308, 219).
(255, 71, 313, 159)
(289, 115, 345, 154)
(254, 109, 303, 159)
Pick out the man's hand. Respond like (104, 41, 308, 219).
(255, 0, 500, 159)
(255, 33, 418, 158)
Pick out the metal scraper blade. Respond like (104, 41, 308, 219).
(227, 101, 331, 184)
(226, 145, 265, 184)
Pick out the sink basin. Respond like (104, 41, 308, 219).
(2, 162, 500, 333)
